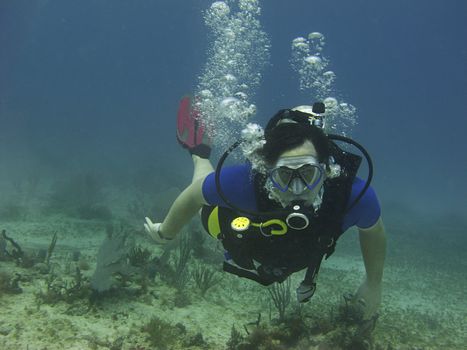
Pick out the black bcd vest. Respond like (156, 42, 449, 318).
(202, 142, 362, 285)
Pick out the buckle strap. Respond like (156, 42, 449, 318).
(223, 261, 274, 286)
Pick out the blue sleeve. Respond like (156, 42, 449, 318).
(342, 177, 381, 231)
(202, 164, 258, 211)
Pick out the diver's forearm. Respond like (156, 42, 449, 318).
(359, 219, 386, 286)
(160, 184, 204, 238)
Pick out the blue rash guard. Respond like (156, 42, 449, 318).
(202, 164, 381, 231)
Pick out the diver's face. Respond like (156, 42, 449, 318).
(267, 140, 326, 207)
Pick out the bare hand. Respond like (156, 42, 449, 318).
(354, 279, 382, 320)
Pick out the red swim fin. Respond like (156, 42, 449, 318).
(176, 95, 211, 158)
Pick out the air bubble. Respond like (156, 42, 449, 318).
(323, 97, 338, 110)
(220, 96, 239, 108)
(305, 56, 322, 66)
(234, 92, 248, 100)
(308, 32, 323, 40)
(291, 32, 357, 134)
(195, 0, 270, 149)
(210, 1, 230, 16)
(224, 74, 237, 82)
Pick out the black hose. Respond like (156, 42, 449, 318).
(327, 134, 373, 212)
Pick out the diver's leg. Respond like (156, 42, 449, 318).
(192, 154, 214, 183)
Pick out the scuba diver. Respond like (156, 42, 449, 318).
(144, 96, 386, 320)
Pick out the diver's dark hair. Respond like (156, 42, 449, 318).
(261, 109, 330, 166)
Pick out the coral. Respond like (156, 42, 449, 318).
(0, 229, 37, 268)
(158, 233, 193, 290)
(268, 278, 291, 322)
(0, 233, 6, 259)
(226, 325, 288, 350)
(173, 289, 191, 308)
(191, 263, 222, 296)
(337, 292, 366, 325)
(44, 231, 58, 271)
(226, 325, 245, 350)
(127, 246, 152, 267)
(172, 234, 192, 289)
(188, 225, 209, 260)
(270, 314, 309, 347)
(184, 332, 208, 348)
(1, 229, 23, 262)
(35, 267, 91, 305)
(0, 271, 23, 295)
(126, 245, 160, 288)
(90, 224, 136, 292)
(301, 293, 380, 350)
(141, 317, 185, 349)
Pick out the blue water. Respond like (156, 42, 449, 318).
(1, 1, 466, 348)
(2, 0, 466, 217)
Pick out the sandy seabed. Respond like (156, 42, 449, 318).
(0, 214, 466, 350)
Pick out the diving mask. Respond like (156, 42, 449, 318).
(269, 156, 325, 195)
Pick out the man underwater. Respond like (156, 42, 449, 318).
(144, 96, 386, 321)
